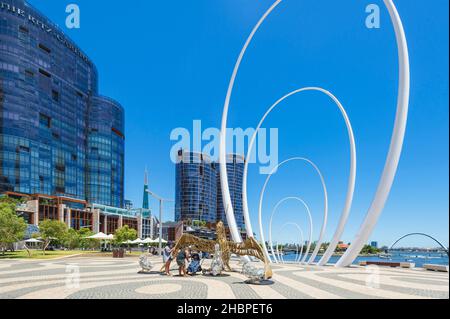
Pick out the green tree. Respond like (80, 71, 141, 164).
(38, 220, 67, 254)
(63, 228, 81, 250)
(0, 198, 27, 255)
(360, 244, 380, 255)
(114, 225, 137, 252)
(78, 228, 99, 250)
(320, 242, 330, 252)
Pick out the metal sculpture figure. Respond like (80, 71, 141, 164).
(170, 221, 273, 280)
(242, 260, 266, 283)
(203, 243, 224, 276)
(138, 254, 154, 273)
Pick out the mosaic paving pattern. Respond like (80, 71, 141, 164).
(0, 256, 447, 299)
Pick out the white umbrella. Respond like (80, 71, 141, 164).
(25, 238, 44, 243)
(154, 237, 168, 244)
(131, 238, 143, 244)
(141, 238, 153, 244)
(107, 234, 114, 240)
(85, 232, 112, 240)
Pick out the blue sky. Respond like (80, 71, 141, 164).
(29, 0, 448, 248)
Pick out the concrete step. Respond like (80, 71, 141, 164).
(423, 264, 449, 272)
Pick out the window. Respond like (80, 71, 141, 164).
(19, 25, 29, 33)
(38, 69, 51, 91)
(39, 113, 51, 128)
(52, 90, 59, 102)
(18, 145, 30, 152)
(39, 204, 58, 221)
(25, 69, 34, 77)
(71, 210, 92, 230)
(38, 43, 51, 54)
(55, 186, 65, 193)
(39, 68, 51, 78)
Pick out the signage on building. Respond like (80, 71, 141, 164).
(0, 1, 91, 65)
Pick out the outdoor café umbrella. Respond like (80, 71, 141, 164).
(131, 238, 143, 244)
(153, 237, 168, 244)
(85, 232, 113, 251)
(85, 232, 111, 240)
(25, 238, 44, 243)
(24, 238, 43, 249)
(141, 238, 154, 244)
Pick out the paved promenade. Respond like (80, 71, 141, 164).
(0, 255, 448, 299)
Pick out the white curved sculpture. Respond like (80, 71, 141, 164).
(258, 157, 327, 264)
(219, 0, 281, 243)
(241, 87, 356, 266)
(277, 222, 304, 264)
(220, 0, 409, 267)
(275, 241, 281, 263)
(336, 0, 410, 267)
(268, 197, 313, 264)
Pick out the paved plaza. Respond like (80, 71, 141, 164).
(0, 255, 448, 299)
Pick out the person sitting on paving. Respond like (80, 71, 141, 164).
(187, 252, 202, 275)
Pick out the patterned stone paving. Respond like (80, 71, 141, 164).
(0, 256, 448, 299)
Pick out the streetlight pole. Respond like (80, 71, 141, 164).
(145, 189, 173, 256)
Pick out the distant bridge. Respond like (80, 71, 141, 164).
(389, 233, 449, 256)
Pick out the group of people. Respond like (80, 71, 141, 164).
(160, 244, 203, 277)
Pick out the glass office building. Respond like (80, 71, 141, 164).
(87, 96, 124, 208)
(175, 150, 245, 231)
(175, 150, 217, 224)
(216, 154, 244, 230)
(0, 0, 124, 207)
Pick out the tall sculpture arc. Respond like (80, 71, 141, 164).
(336, 0, 410, 267)
(258, 157, 328, 264)
(268, 197, 313, 264)
(241, 87, 356, 266)
(220, 0, 409, 267)
(219, 0, 282, 243)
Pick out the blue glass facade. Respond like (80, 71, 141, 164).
(0, 0, 124, 207)
(175, 150, 244, 231)
(87, 97, 125, 208)
(216, 154, 244, 230)
(175, 150, 217, 224)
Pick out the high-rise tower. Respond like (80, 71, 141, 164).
(0, 0, 124, 207)
(142, 168, 149, 209)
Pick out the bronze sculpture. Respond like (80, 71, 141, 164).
(170, 221, 272, 280)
